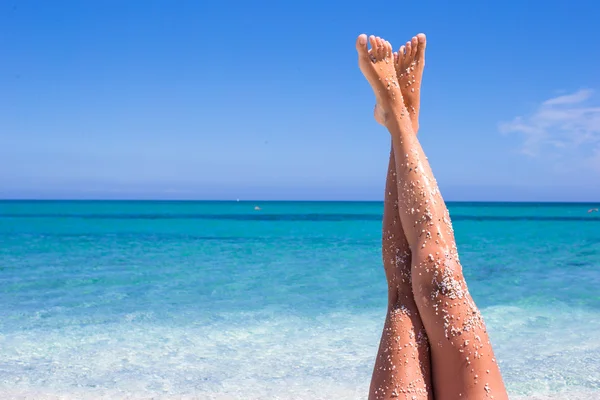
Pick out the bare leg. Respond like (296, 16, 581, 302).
(368, 35, 433, 400)
(356, 33, 508, 400)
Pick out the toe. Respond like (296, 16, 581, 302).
(356, 34, 369, 58)
(416, 33, 427, 61)
(369, 35, 378, 58)
(375, 36, 384, 58)
(410, 36, 418, 57)
(384, 40, 392, 58)
(405, 41, 411, 58)
(398, 45, 406, 70)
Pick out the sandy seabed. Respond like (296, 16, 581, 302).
(2, 388, 600, 400)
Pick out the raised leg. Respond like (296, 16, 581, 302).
(369, 34, 434, 400)
(356, 33, 508, 400)
(369, 145, 434, 400)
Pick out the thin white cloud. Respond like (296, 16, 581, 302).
(542, 89, 593, 106)
(500, 89, 600, 164)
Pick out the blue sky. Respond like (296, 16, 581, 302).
(1, 0, 599, 201)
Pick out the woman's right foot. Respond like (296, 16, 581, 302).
(396, 33, 426, 132)
(374, 33, 427, 132)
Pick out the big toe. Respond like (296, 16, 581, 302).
(356, 34, 369, 58)
(416, 33, 427, 61)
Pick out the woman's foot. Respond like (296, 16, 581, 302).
(396, 33, 426, 131)
(356, 34, 404, 122)
(374, 33, 427, 131)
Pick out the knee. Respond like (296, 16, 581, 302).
(410, 251, 466, 309)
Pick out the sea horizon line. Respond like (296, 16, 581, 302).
(1, 199, 599, 205)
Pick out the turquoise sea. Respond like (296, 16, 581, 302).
(0, 201, 599, 399)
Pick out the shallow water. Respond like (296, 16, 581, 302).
(1, 201, 599, 399)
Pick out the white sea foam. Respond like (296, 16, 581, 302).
(0, 304, 598, 399)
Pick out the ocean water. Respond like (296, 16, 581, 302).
(0, 200, 599, 399)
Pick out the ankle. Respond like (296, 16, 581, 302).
(383, 105, 415, 135)
(412, 121, 420, 134)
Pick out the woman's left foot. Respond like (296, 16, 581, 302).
(356, 34, 404, 121)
